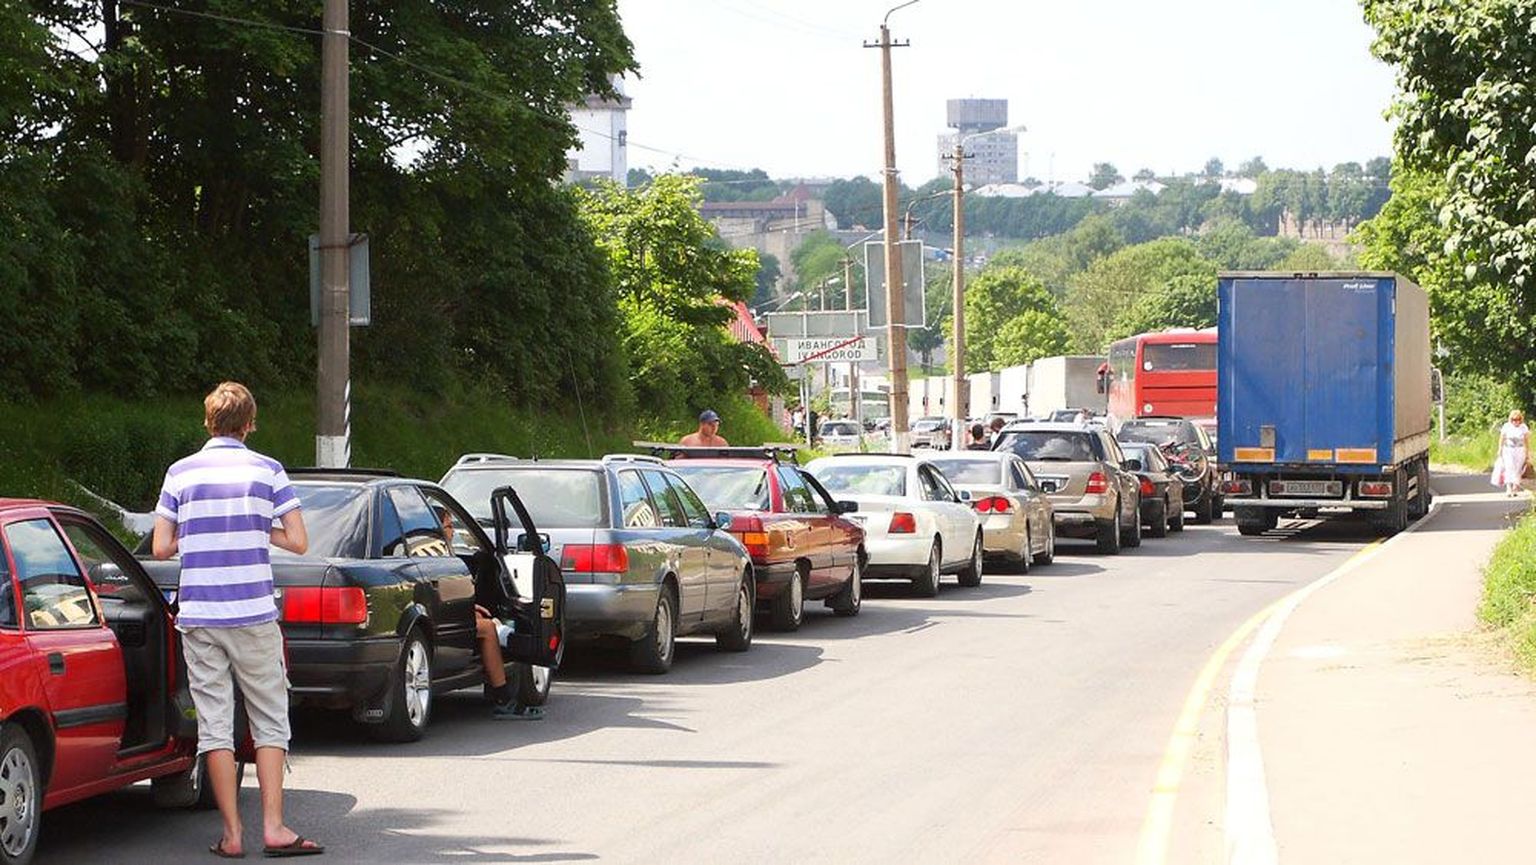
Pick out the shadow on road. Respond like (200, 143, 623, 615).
(39, 787, 595, 864)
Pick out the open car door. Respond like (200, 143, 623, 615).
(489, 486, 567, 670)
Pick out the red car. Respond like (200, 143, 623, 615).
(0, 499, 233, 865)
(663, 448, 865, 631)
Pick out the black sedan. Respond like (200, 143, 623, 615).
(141, 470, 564, 743)
(1120, 443, 1186, 538)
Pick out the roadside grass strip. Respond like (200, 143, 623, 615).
(1430, 434, 1497, 473)
(1478, 506, 1536, 670)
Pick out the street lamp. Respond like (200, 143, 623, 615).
(945, 123, 1026, 448)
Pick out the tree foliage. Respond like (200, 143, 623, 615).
(961, 266, 1065, 372)
(1088, 163, 1125, 191)
(1065, 238, 1216, 352)
(824, 176, 884, 230)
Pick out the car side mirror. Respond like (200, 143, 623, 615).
(1124, 459, 1142, 472)
(957, 489, 973, 503)
(836, 500, 859, 514)
(517, 532, 552, 554)
(714, 512, 734, 531)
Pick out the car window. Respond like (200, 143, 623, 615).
(995, 431, 1096, 461)
(279, 483, 370, 559)
(1010, 461, 1033, 490)
(0, 534, 13, 628)
(1102, 434, 1125, 464)
(664, 474, 715, 529)
(641, 470, 688, 528)
(929, 459, 1004, 486)
(421, 489, 485, 556)
(929, 468, 961, 502)
(384, 486, 448, 557)
(917, 467, 945, 501)
(777, 466, 817, 513)
(60, 518, 150, 606)
(5, 518, 99, 630)
(811, 463, 908, 497)
(801, 472, 842, 513)
(668, 465, 770, 511)
(439, 467, 605, 529)
(616, 470, 660, 528)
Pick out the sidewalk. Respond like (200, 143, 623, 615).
(1256, 473, 1535, 862)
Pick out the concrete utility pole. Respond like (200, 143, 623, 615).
(844, 256, 859, 426)
(866, 3, 917, 453)
(949, 140, 968, 449)
(315, 0, 351, 468)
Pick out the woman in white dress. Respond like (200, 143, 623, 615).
(1492, 410, 1530, 496)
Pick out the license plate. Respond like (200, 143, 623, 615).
(1269, 480, 1341, 497)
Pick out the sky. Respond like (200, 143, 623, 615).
(613, 0, 1399, 186)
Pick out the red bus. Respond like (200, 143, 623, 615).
(1104, 328, 1218, 429)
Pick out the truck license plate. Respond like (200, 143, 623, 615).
(1269, 480, 1341, 497)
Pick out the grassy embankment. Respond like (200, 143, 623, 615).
(0, 386, 788, 519)
(1479, 507, 1536, 671)
(1430, 434, 1497, 474)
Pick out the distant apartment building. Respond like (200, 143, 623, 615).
(937, 98, 1018, 186)
(565, 77, 630, 185)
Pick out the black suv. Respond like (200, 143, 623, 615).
(1115, 417, 1222, 523)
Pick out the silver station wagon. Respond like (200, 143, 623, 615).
(440, 454, 755, 674)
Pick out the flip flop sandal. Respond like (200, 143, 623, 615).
(210, 840, 246, 859)
(263, 837, 325, 858)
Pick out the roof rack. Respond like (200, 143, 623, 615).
(600, 453, 665, 466)
(453, 453, 521, 467)
(825, 451, 914, 459)
(286, 467, 401, 478)
(633, 441, 802, 464)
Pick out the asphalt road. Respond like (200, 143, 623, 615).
(39, 518, 1383, 865)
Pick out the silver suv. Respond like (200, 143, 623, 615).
(991, 423, 1142, 554)
(440, 454, 755, 674)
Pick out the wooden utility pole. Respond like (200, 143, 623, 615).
(866, 17, 912, 452)
(949, 140, 968, 449)
(844, 256, 859, 425)
(316, 0, 351, 467)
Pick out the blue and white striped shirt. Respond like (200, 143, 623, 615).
(156, 437, 300, 628)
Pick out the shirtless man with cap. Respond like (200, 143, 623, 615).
(680, 410, 729, 447)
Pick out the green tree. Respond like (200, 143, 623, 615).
(1276, 243, 1343, 271)
(1133, 168, 1157, 182)
(578, 176, 787, 418)
(1203, 157, 1225, 178)
(1110, 274, 1218, 340)
(1065, 238, 1216, 352)
(1238, 156, 1269, 178)
(1362, 0, 1536, 401)
(1195, 218, 1297, 269)
(823, 176, 884, 229)
(753, 253, 782, 307)
(993, 310, 1071, 367)
(961, 265, 1065, 372)
(1088, 163, 1125, 191)
(790, 231, 848, 300)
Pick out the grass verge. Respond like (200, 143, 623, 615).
(1479, 507, 1536, 670)
(1430, 434, 1497, 474)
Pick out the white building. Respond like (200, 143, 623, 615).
(937, 98, 1019, 186)
(565, 78, 630, 185)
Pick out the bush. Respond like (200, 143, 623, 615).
(1443, 372, 1517, 437)
(1479, 509, 1536, 669)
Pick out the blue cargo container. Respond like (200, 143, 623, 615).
(1217, 272, 1432, 535)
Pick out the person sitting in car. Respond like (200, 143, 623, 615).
(435, 507, 544, 721)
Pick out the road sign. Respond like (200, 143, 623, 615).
(763, 310, 867, 338)
(784, 337, 876, 364)
(864, 240, 925, 329)
(309, 233, 371, 326)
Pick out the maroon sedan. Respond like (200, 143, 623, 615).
(664, 449, 865, 631)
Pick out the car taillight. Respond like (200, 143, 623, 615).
(889, 512, 918, 533)
(974, 496, 1011, 513)
(1086, 472, 1109, 495)
(1359, 480, 1394, 498)
(729, 516, 770, 558)
(561, 543, 630, 573)
(282, 587, 368, 625)
(1140, 478, 1155, 496)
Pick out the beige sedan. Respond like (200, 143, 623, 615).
(926, 451, 1056, 573)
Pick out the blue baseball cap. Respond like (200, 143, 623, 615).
(699, 410, 721, 423)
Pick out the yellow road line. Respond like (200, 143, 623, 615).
(1134, 540, 1383, 865)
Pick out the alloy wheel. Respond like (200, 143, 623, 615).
(0, 745, 36, 858)
(736, 581, 753, 640)
(404, 640, 432, 729)
(656, 597, 675, 665)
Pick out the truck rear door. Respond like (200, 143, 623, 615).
(1302, 278, 1388, 464)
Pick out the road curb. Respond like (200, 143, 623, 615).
(1223, 497, 1445, 865)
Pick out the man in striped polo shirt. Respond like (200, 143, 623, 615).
(153, 382, 324, 858)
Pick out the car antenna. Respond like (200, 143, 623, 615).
(566, 346, 596, 458)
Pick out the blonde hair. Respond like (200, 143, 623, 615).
(204, 382, 257, 437)
(1513, 410, 1525, 423)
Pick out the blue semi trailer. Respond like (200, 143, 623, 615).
(1217, 272, 1433, 536)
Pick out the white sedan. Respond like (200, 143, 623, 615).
(805, 454, 984, 596)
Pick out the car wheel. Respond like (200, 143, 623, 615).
(1170, 500, 1186, 532)
(1193, 488, 1215, 525)
(831, 552, 863, 617)
(152, 751, 246, 810)
(1235, 507, 1278, 537)
(0, 724, 41, 865)
(373, 629, 433, 743)
(914, 541, 942, 597)
(1122, 499, 1143, 548)
(1096, 512, 1122, 555)
(770, 566, 806, 631)
(716, 571, 755, 652)
(1147, 499, 1168, 539)
(629, 586, 677, 674)
(514, 663, 553, 707)
(1036, 523, 1056, 565)
(958, 534, 984, 587)
(1016, 524, 1032, 574)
